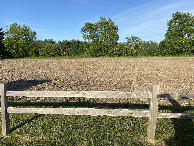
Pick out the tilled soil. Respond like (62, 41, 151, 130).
(1, 57, 194, 93)
(0, 57, 194, 105)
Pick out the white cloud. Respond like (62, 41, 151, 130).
(112, 0, 194, 42)
(147, 2, 187, 17)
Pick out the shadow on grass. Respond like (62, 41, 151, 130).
(8, 100, 194, 137)
(9, 101, 150, 109)
(4, 79, 51, 133)
(6, 79, 51, 91)
(7, 101, 150, 137)
(164, 95, 194, 145)
(10, 114, 43, 133)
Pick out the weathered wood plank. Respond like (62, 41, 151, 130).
(6, 91, 151, 99)
(7, 107, 150, 117)
(147, 84, 159, 144)
(7, 91, 194, 100)
(0, 84, 10, 136)
(6, 107, 194, 119)
(158, 93, 194, 100)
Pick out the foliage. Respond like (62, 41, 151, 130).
(68, 40, 84, 56)
(37, 39, 88, 57)
(140, 41, 159, 56)
(3, 23, 37, 58)
(126, 36, 159, 56)
(81, 17, 119, 56)
(165, 12, 194, 40)
(38, 39, 62, 57)
(126, 36, 142, 55)
(30, 40, 43, 57)
(0, 28, 5, 57)
(126, 36, 142, 49)
(159, 12, 194, 56)
(39, 41, 58, 57)
(84, 41, 110, 57)
(81, 17, 119, 43)
(109, 42, 138, 56)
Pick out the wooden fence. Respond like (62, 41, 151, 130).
(0, 83, 194, 144)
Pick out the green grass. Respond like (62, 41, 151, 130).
(2, 54, 194, 60)
(0, 101, 194, 145)
(25, 54, 194, 59)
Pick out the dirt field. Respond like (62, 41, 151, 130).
(0, 57, 194, 94)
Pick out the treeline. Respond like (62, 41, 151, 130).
(24, 38, 159, 57)
(0, 11, 193, 58)
(0, 37, 159, 58)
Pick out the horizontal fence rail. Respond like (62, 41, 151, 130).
(6, 91, 151, 99)
(6, 91, 194, 100)
(7, 107, 150, 117)
(4, 107, 194, 119)
(0, 83, 194, 144)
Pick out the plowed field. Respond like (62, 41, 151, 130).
(0, 57, 194, 93)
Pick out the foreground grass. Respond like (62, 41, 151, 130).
(0, 101, 194, 145)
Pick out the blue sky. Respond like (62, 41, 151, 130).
(1, 0, 194, 43)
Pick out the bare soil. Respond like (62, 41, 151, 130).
(0, 57, 193, 104)
(1, 57, 194, 93)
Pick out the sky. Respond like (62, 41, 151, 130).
(1, 0, 194, 43)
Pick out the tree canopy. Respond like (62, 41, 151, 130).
(159, 12, 194, 55)
(4, 23, 37, 58)
(0, 28, 5, 56)
(81, 17, 119, 44)
(165, 12, 194, 40)
(81, 17, 119, 56)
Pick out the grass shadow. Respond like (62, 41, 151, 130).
(3, 80, 51, 133)
(10, 114, 43, 133)
(164, 94, 194, 145)
(7, 101, 150, 136)
(8, 100, 150, 109)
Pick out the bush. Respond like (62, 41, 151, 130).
(139, 41, 159, 56)
(39, 43, 58, 57)
(109, 43, 138, 57)
(158, 37, 194, 56)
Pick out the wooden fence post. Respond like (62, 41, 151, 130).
(147, 84, 159, 144)
(1, 84, 10, 136)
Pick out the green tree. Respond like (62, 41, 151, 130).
(126, 36, 142, 56)
(159, 12, 194, 55)
(109, 42, 138, 56)
(4, 23, 37, 58)
(57, 40, 71, 56)
(39, 43, 57, 57)
(0, 28, 5, 57)
(165, 12, 194, 39)
(126, 36, 142, 48)
(140, 41, 159, 56)
(125, 36, 159, 56)
(81, 17, 119, 43)
(69, 40, 82, 56)
(81, 17, 119, 56)
(38, 39, 61, 57)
